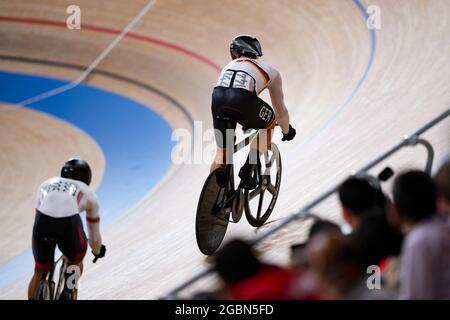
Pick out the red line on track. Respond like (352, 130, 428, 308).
(0, 16, 221, 72)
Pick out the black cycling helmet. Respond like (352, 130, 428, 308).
(230, 35, 263, 59)
(61, 158, 92, 186)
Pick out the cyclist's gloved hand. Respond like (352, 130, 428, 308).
(282, 125, 296, 141)
(92, 244, 106, 263)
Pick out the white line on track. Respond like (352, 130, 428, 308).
(17, 0, 158, 107)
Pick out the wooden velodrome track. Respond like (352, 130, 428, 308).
(0, 0, 449, 299)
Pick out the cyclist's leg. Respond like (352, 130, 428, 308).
(58, 214, 87, 294)
(28, 267, 50, 300)
(211, 148, 224, 172)
(238, 96, 276, 188)
(211, 123, 237, 173)
(240, 96, 276, 162)
(211, 87, 238, 173)
(211, 119, 231, 173)
(28, 212, 56, 299)
(250, 97, 276, 156)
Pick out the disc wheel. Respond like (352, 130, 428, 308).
(195, 168, 230, 255)
(232, 188, 244, 223)
(244, 143, 282, 227)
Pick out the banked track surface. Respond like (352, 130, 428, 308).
(0, 0, 449, 298)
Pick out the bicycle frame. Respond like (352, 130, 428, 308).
(54, 256, 69, 300)
(36, 254, 69, 300)
(214, 119, 261, 218)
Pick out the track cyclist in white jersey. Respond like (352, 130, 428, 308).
(28, 158, 106, 299)
(211, 35, 296, 189)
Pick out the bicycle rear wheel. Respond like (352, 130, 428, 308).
(195, 168, 230, 255)
(244, 143, 282, 227)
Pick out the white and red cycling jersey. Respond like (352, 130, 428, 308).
(216, 57, 278, 94)
(215, 57, 290, 134)
(36, 177, 101, 242)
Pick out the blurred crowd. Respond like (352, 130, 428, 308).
(192, 158, 450, 300)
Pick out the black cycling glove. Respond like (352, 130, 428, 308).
(282, 125, 296, 141)
(92, 244, 106, 263)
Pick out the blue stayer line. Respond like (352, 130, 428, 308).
(0, 70, 174, 288)
(298, 0, 377, 149)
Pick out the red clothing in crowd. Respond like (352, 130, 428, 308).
(229, 265, 298, 300)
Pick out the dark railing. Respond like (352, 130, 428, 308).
(164, 107, 450, 299)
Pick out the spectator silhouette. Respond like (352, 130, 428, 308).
(392, 170, 450, 299)
(308, 234, 394, 300)
(434, 158, 450, 216)
(291, 218, 342, 268)
(215, 239, 297, 300)
(338, 177, 403, 267)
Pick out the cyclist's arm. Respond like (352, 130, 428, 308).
(268, 71, 290, 134)
(85, 196, 102, 255)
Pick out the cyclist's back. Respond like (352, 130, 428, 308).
(28, 158, 105, 299)
(215, 57, 277, 95)
(34, 174, 101, 260)
(37, 176, 99, 220)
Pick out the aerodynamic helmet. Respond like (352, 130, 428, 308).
(61, 158, 92, 186)
(230, 34, 263, 59)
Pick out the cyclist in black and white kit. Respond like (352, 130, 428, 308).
(211, 35, 296, 189)
(28, 158, 106, 299)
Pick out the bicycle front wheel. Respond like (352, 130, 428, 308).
(244, 143, 282, 227)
